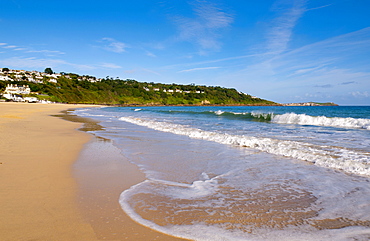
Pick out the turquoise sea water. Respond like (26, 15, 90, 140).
(76, 106, 370, 240)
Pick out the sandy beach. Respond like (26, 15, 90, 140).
(0, 102, 184, 240)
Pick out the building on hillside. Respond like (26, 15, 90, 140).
(4, 84, 31, 95)
(0, 75, 12, 81)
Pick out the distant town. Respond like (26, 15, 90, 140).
(282, 102, 338, 106)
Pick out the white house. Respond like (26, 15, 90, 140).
(4, 84, 31, 95)
(0, 75, 12, 81)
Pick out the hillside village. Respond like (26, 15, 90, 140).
(0, 68, 102, 102)
(0, 68, 101, 83)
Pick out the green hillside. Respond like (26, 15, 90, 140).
(0, 72, 277, 106)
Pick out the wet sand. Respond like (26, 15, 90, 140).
(74, 137, 186, 240)
(0, 102, 185, 240)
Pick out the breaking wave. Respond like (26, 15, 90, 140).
(141, 109, 370, 129)
(119, 117, 370, 176)
(272, 113, 370, 130)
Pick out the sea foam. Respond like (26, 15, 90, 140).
(119, 117, 370, 176)
(272, 113, 370, 130)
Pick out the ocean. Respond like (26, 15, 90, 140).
(75, 105, 370, 241)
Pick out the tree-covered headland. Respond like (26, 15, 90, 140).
(0, 68, 278, 106)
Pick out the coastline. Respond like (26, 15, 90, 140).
(0, 102, 186, 240)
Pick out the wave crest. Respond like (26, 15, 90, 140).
(272, 113, 370, 130)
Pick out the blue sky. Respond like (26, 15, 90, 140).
(1, 0, 369, 105)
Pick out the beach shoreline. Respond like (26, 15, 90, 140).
(0, 102, 184, 240)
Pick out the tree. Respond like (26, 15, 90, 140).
(2, 68, 9, 72)
(0, 81, 6, 91)
(44, 68, 53, 74)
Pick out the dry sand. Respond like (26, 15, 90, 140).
(0, 102, 184, 240)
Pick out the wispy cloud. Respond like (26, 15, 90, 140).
(146, 51, 156, 57)
(173, 0, 233, 53)
(178, 66, 220, 73)
(101, 38, 128, 53)
(3, 45, 18, 49)
(26, 49, 65, 55)
(266, 0, 307, 55)
(244, 27, 370, 86)
(100, 63, 122, 69)
(1, 42, 65, 56)
(350, 91, 369, 98)
(306, 4, 332, 11)
(225, 24, 370, 104)
(0, 57, 67, 69)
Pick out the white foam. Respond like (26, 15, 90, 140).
(119, 117, 370, 176)
(120, 182, 370, 241)
(214, 110, 224, 115)
(146, 177, 219, 199)
(272, 113, 370, 130)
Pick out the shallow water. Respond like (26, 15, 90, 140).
(75, 106, 370, 240)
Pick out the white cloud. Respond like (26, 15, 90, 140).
(266, 0, 307, 55)
(3, 45, 18, 49)
(146, 51, 156, 57)
(0, 57, 66, 69)
(173, 0, 233, 52)
(242, 27, 370, 88)
(306, 4, 332, 11)
(100, 63, 122, 69)
(178, 66, 220, 73)
(101, 37, 128, 53)
(26, 50, 65, 55)
(0, 41, 65, 56)
(350, 91, 369, 98)
(292, 65, 327, 75)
